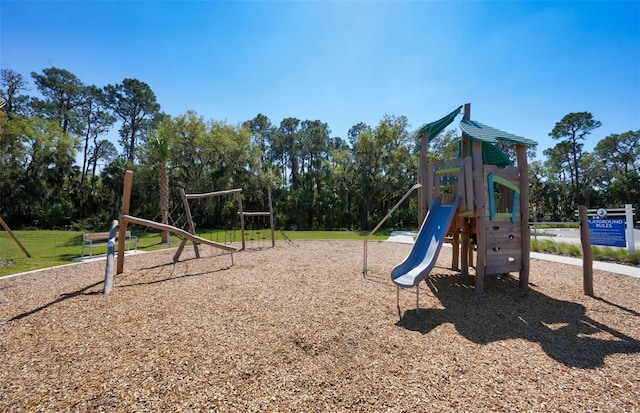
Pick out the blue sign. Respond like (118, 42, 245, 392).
(588, 218, 626, 247)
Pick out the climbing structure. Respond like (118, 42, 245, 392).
(180, 186, 275, 252)
(417, 103, 537, 293)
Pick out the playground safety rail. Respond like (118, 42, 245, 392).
(363, 183, 421, 277)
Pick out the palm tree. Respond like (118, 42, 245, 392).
(148, 129, 171, 244)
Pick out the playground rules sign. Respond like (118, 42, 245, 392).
(588, 218, 627, 247)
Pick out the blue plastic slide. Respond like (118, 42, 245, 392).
(391, 197, 461, 287)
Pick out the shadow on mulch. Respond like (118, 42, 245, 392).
(396, 273, 640, 369)
(8, 281, 103, 322)
(117, 265, 232, 289)
(5, 260, 232, 322)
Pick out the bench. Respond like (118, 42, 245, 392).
(81, 231, 139, 258)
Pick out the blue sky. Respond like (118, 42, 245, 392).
(1, 0, 639, 161)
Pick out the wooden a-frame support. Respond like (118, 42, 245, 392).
(0, 217, 31, 258)
(116, 170, 237, 275)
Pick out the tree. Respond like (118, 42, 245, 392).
(168, 111, 208, 186)
(311, 136, 355, 229)
(243, 113, 274, 170)
(352, 115, 415, 228)
(146, 126, 171, 243)
(78, 85, 115, 185)
(579, 153, 606, 207)
(428, 129, 459, 161)
(348, 122, 369, 147)
(543, 142, 575, 220)
(30, 67, 85, 134)
(528, 160, 547, 221)
(88, 139, 118, 189)
(275, 117, 302, 188)
(594, 130, 640, 175)
(104, 78, 160, 164)
(292, 119, 331, 229)
(0, 68, 30, 117)
(609, 171, 640, 207)
(7, 116, 78, 227)
(549, 112, 602, 205)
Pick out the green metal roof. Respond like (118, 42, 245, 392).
(413, 105, 462, 154)
(418, 105, 463, 141)
(479, 142, 512, 167)
(459, 119, 538, 147)
(413, 107, 537, 167)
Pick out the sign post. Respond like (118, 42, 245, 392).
(578, 206, 594, 296)
(625, 204, 635, 254)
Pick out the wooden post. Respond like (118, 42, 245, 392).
(116, 170, 133, 275)
(452, 235, 460, 270)
(180, 187, 200, 258)
(461, 103, 471, 157)
(463, 157, 474, 212)
(461, 222, 469, 277)
(451, 159, 464, 270)
(579, 205, 594, 296)
(237, 191, 246, 250)
(426, 163, 434, 212)
(268, 187, 275, 248)
(103, 220, 118, 294)
(173, 239, 189, 263)
(419, 131, 429, 226)
(472, 139, 486, 294)
(516, 144, 530, 289)
(0, 217, 31, 258)
(460, 105, 473, 278)
(625, 203, 636, 254)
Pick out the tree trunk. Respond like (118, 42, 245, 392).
(160, 163, 169, 244)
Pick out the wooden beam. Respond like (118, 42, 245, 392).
(0, 217, 31, 258)
(516, 145, 530, 289)
(472, 140, 486, 294)
(185, 188, 242, 199)
(268, 186, 275, 248)
(121, 214, 237, 253)
(180, 187, 200, 259)
(116, 170, 133, 274)
(419, 131, 429, 226)
(241, 211, 272, 217)
(237, 191, 245, 250)
(579, 205, 594, 296)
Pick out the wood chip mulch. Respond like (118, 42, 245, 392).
(1, 240, 639, 412)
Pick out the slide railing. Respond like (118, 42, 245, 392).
(362, 183, 421, 276)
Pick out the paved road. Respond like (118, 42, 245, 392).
(532, 227, 640, 250)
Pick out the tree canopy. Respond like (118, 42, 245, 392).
(1, 66, 638, 231)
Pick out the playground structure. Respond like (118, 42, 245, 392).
(109, 171, 237, 288)
(375, 103, 537, 306)
(104, 170, 275, 293)
(179, 186, 275, 254)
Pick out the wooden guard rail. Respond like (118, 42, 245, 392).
(363, 183, 421, 276)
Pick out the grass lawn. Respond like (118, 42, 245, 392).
(0, 228, 391, 277)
